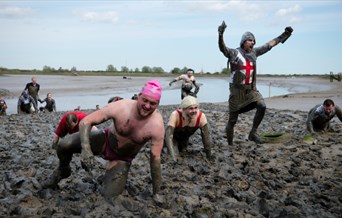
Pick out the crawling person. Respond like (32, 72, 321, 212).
(51, 111, 97, 150)
(17, 91, 38, 114)
(0, 99, 7, 115)
(306, 99, 342, 133)
(164, 96, 213, 162)
(43, 80, 165, 201)
(39, 93, 56, 112)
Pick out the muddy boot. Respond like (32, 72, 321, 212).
(248, 101, 266, 144)
(42, 166, 71, 189)
(43, 147, 73, 189)
(248, 128, 264, 144)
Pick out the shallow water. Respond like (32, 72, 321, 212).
(0, 75, 309, 114)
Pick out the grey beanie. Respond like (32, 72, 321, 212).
(240, 31, 255, 47)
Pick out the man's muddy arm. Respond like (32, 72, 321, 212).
(200, 124, 213, 160)
(165, 125, 177, 162)
(79, 120, 93, 152)
(218, 21, 230, 57)
(150, 133, 164, 195)
(193, 81, 200, 95)
(306, 110, 315, 133)
(150, 155, 161, 195)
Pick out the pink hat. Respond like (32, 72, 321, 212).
(140, 80, 162, 101)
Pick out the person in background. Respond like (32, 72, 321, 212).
(43, 80, 165, 201)
(51, 111, 96, 149)
(39, 93, 56, 112)
(306, 99, 342, 133)
(108, 96, 123, 104)
(131, 94, 138, 100)
(164, 96, 213, 162)
(218, 20, 293, 145)
(96, 105, 100, 110)
(74, 106, 81, 111)
(24, 76, 40, 106)
(169, 68, 200, 99)
(0, 99, 7, 115)
(17, 91, 38, 114)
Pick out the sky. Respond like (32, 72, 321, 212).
(0, 0, 341, 75)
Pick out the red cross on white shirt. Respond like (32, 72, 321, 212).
(242, 61, 254, 85)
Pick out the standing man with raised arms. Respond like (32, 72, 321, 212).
(218, 20, 293, 145)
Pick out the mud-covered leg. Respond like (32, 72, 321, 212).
(248, 100, 266, 144)
(43, 130, 106, 189)
(226, 112, 238, 146)
(101, 161, 131, 199)
(42, 134, 80, 189)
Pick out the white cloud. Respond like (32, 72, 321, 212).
(276, 4, 301, 17)
(79, 11, 119, 24)
(0, 6, 33, 18)
(190, 1, 268, 21)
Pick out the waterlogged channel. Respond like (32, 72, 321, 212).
(0, 75, 327, 115)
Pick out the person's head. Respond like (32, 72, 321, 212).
(21, 90, 28, 98)
(31, 77, 37, 85)
(180, 96, 199, 119)
(323, 99, 335, 114)
(131, 94, 138, 100)
(240, 32, 255, 52)
(66, 113, 79, 130)
(137, 80, 162, 117)
(186, 69, 194, 77)
(47, 93, 52, 99)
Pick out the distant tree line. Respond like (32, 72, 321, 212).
(0, 65, 230, 75)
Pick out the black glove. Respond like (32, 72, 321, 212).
(218, 21, 227, 35)
(285, 26, 293, 34)
(276, 26, 293, 44)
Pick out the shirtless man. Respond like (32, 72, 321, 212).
(169, 68, 200, 99)
(306, 99, 342, 133)
(44, 80, 164, 200)
(165, 96, 212, 162)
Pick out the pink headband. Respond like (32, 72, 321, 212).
(140, 80, 162, 101)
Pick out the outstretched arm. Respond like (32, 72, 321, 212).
(269, 26, 293, 48)
(169, 78, 178, 86)
(218, 21, 230, 57)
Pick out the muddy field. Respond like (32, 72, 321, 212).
(0, 103, 341, 217)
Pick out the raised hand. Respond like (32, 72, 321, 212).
(218, 21, 227, 35)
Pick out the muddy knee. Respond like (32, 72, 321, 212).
(101, 161, 131, 199)
(58, 133, 82, 151)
